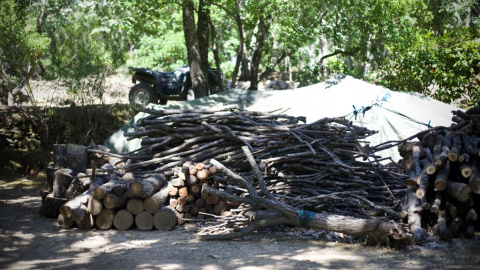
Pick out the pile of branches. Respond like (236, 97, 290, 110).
(397, 101, 480, 241)
(94, 105, 409, 243)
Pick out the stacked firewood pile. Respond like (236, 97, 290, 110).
(0, 106, 41, 150)
(42, 105, 411, 243)
(398, 101, 480, 241)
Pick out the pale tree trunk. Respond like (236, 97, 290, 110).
(182, 0, 209, 98)
(248, 13, 272, 90)
(230, 0, 246, 88)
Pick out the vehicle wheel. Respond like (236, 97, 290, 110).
(186, 89, 195, 101)
(129, 83, 157, 106)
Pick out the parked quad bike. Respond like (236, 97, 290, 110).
(129, 65, 223, 106)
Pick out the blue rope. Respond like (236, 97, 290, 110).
(297, 210, 315, 228)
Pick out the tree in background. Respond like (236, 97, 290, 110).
(0, 0, 49, 105)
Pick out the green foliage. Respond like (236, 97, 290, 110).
(0, 0, 49, 105)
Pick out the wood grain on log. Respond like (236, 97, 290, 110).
(135, 212, 154, 231)
(87, 197, 103, 216)
(435, 160, 450, 191)
(153, 207, 178, 231)
(113, 209, 134, 231)
(76, 212, 94, 230)
(96, 209, 115, 230)
(127, 198, 144, 215)
(39, 194, 67, 218)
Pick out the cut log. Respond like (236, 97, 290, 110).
(65, 173, 91, 200)
(70, 204, 88, 223)
(59, 176, 106, 218)
(190, 184, 201, 197)
(169, 187, 178, 197)
(437, 210, 453, 239)
(129, 174, 167, 199)
(153, 207, 178, 231)
(103, 193, 127, 209)
(57, 213, 74, 229)
(135, 211, 154, 231)
(195, 198, 206, 208)
(171, 178, 185, 188)
(449, 217, 463, 234)
(466, 208, 478, 224)
(39, 194, 67, 218)
(185, 175, 198, 186)
(87, 197, 103, 216)
(144, 182, 171, 214)
(445, 201, 458, 218)
(92, 174, 122, 200)
(469, 159, 480, 194)
(206, 195, 219, 205)
(76, 212, 94, 230)
(430, 192, 442, 214)
(53, 144, 68, 168)
(434, 160, 450, 191)
(460, 163, 473, 178)
(447, 132, 461, 162)
(196, 169, 209, 181)
(53, 168, 74, 198)
(406, 186, 427, 242)
(95, 209, 115, 230)
(169, 198, 178, 208)
(46, 165, 56, 192)
(415, 172, 430, 199)
(214, 201, 227, 215)
(178, 187, 188, 198)
(447, 181, 471, 202)
(67, 144, 89, 175)
(113, 209, 134, 231)
(127, 198, 145, 215)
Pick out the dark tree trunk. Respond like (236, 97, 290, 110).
(248, 14, 272, 90)
(208, 13, 223, 92)
(183, 0, 209, 98)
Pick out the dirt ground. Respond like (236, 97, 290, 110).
(1, 170, 480, 270)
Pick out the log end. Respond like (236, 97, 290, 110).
(153, 207, 178, 231)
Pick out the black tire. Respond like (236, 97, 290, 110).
(129, 83, 158, 106)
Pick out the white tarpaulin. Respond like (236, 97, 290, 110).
(104, 75, 462, 162)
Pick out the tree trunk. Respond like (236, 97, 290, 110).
(53, 144, 68, 168)
(248, 13, 272, 90)
(183, 0, 209, 98)
(208, 13, 223, 92)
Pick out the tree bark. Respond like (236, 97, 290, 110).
(53, 168, 73, 198)
(248, 13, 272, 90)
(183, 0, 209, 98)
(144, 182, 172, 214)
(129, 174, 167, 199)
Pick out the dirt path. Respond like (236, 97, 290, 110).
(1, 173, 480, 270)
